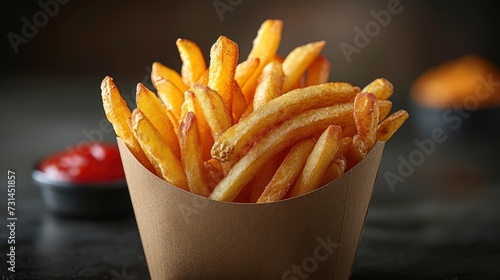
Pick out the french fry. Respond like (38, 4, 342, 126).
(342, 99, 392, 137)
(247, 20, 283, 62)
(101, 76, 155, 173)
(335, 137, 353, 158)
(293, 76, 306, 91)
(176, 38, 207, 87)
(235, 58, 260, 88)
(153, 78, 184, 125)
(378, 100, 393, 122)
(152, 62, 188, 93)
(354, 92, 379, 150)
(362, 78, 394, 100)
(183, 91, 213, 161)
(282, 41, 326, 93)
(242, 19, 283, 103)
(320, 157, 347, 187)
(237, 144, 287, 200)
(305, 56, 331, 86)
(257, 139, 315, 203)
(212, 82, 360, 162)
(288, 125, 342, 198)
(196, 69, 209, 86)
(185, 88, 235, 175)
(204, 158, 224, 191)
(231, 80, 247, 124)
(165, 110, 179, 132)
(131, 109, 188, 190)
(253, 61, 284, 110)
(190, 84, 232, 141)
(136, 83, 180, 160)
(178, 112, 210, 197)
(208, 36, 239, 114)
(209, 103, 355, 201)
(272, 54, 284, 63)
(248, 158, 281, 203)
(241, 102, 254, 119)
(376, 109, 409, 141)
(341, 125, 358, 138)
(345, 134, 368, 170)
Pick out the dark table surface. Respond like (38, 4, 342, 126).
(1, 76, 499, 280)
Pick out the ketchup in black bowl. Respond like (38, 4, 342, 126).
(32, 142, 131, 218)
(39, 142, 125, 183)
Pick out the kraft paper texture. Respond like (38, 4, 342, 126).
(117, 138, 385, 280)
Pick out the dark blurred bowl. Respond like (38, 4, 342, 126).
(412, 103, 500, 142)
(32, 166, 132, 218)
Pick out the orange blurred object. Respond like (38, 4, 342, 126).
(411, 55, 500, 109)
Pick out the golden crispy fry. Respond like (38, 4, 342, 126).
(272, 54, 284, 63)
(335, 137, 353, 158)
(165, 110, 179, 132)
(342, 99, 391, 137)
(191, 84, 232, 140)
(153, 78, 184, 124)
(346, 134, 368, 170)
(240, 102, 254, 119)
(247, 19, 283, 61)
(291, 76, 306, 91)
(152, 62, 188, 93)
(341, 125, 358, 138)
(176, 39, 207, 87)
(235, 58, 260, 88)
(183, 91, 213, 161)
(131, 109, 188, 190)
(288, 125, 342, 198)
(208, 36, 239, 114)
(187, 86, 234, 176)
(282, 41, 326, 93)
(320, 157, 347, 187)
(305, 55, 331, 86)
(257, 139, 315, 203)
(101, 77, 155, 173)
(209, 103, 355, 201)
(231, 80, 247, 124)
(354, 92, 379, 150)
(242, 19, 283, 103)
(377, 110, 409, 141)
(178, 112, 210, 197)
(248, 158, 281, 203)
(204, 158, 224, 192)
(236, 178, 253, 202)
(378, 100, 393, 122)
(253, 61, 284, 110)
(362, 78, 394, 100)
(136, 83, 180, 160)
(196, 69, 209, 86)
(212, 82, 360, 162)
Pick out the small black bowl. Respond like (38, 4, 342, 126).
(412, 103, 500, 142)
(32, 167, 132, 218)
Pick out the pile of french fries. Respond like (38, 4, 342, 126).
(101, 19, 408, 203)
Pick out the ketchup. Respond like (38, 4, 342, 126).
(39, 142, 125, 183)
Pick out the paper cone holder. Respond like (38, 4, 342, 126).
(118, 138, 385, 280)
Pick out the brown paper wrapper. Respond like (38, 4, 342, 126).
(117, 138, 385, 280)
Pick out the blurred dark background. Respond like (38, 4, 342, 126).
(2, 0, 500, 89)
(1, 1, 500, 279)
